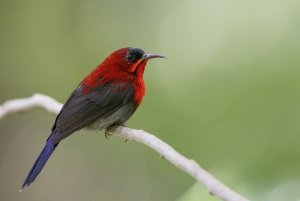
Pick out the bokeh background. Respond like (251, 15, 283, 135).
(1, 0, 300, 201)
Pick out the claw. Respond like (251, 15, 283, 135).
(104, 129, 112, 139)
(104, 124, 126, 139)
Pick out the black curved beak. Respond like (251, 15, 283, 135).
(142, 54, 165, 60)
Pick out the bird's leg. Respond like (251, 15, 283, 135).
(104, 128, 112, 139)
(104, 123, 126, 139)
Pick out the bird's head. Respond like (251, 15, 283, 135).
(80, 47, 165, 90)
(103, 47, 165, 76)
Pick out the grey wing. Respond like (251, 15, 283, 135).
(51, 83, 136, 143)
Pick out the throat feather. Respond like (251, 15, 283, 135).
(134, 78, 145, 106)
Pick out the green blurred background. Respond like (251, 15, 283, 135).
(1, 0, 300, 201)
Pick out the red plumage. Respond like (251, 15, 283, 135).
(80, 48, 148, 105)
(21, 47, 164, 189)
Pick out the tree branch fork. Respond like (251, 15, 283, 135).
(0, 93, 250, 201)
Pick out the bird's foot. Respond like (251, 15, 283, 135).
(104, 123, 126, 139)
(104, 129, 112, 139)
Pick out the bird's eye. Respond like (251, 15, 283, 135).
(126, 48, 145, 62)
(126, 54, 136, 62)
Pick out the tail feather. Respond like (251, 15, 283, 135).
(22, 133, 59, 189)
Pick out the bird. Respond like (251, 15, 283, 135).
(21, 47, 164, 189)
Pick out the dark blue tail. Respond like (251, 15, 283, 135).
(22, 133, 59, 189)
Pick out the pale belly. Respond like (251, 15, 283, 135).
(87, 102, 137, 130)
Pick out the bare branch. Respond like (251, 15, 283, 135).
(0, 94, 250, 201)
(0, 94, 62, 121)
(109, 126, 249, 201)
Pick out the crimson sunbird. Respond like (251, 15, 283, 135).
(21, 47, 164, 189)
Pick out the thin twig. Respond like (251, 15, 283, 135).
(0, 94, 250, 201)
(0, 94, 62, 121)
